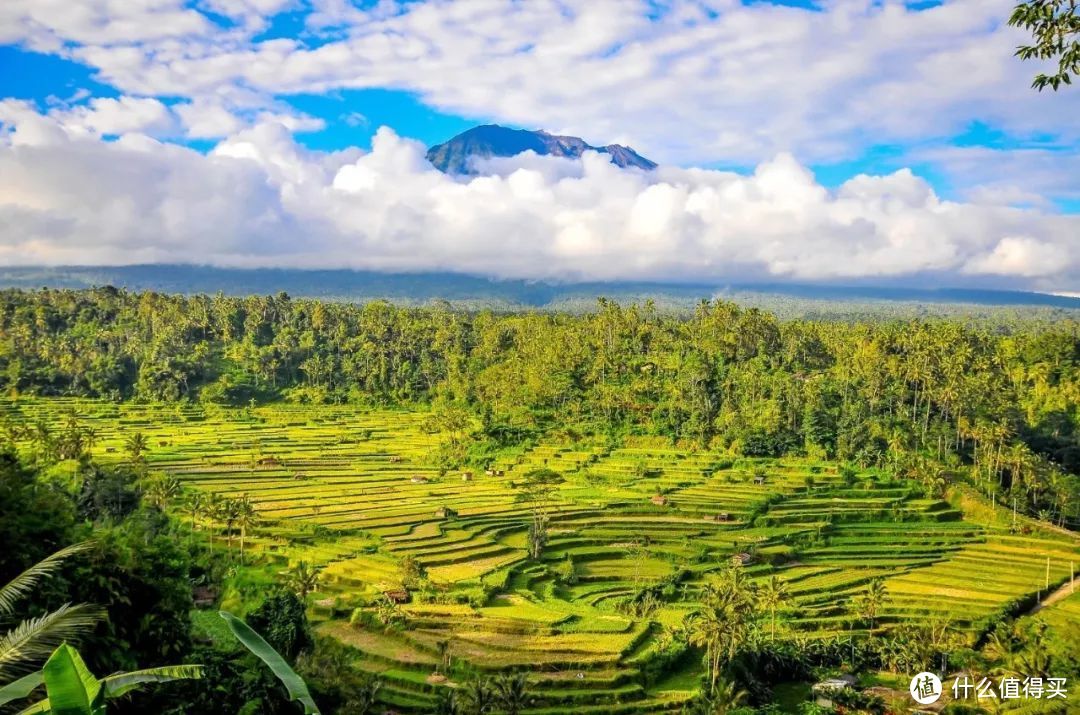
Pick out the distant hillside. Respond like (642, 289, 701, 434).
(2, 266, 1079, 319)
(426, 124, 657, 174)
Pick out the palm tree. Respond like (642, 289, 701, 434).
(757, 575, 788, 641)
(183, 491, 205, 533)
(287, 561, 320, 601)
(686, 607, 727, 697)
(235, 495, 258, 565)
(434, 688, 461, 715)
(494, 672, 529, 715)
(220, 498, 241, 552)
(145, 474, 181, 510)
(348, 675, 382, 715)
(462, 677, 496, 715)
(124, 432, 149, 464)
(687, 573, 756, 696)
(859, 578, 888, 633)
(0, 542, 105, 683)
(684, 677, 749, 715)
(204, 492, 223, 552)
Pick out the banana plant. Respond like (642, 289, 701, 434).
(0, 643, 201, 713)
(219, 611, 320, 714)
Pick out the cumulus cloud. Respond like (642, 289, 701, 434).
(3, 0, 1075, 167)
(0, 108, 1075, 291)
(49, 96, 176, 137)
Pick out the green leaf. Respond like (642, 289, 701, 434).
(0, 543, 94, 617)
(40, 644, 100, 715)
(219, 611, 320, 714)
(14, 698, 50, 715)
(0, 603, 106, 681)
(0, 670, 43, 707)
(101, 664, 203, 699)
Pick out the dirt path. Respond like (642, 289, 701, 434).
(1028, 577, 1079, 615)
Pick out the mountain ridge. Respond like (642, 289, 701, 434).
(2, 266, 1077, 313)
(426, 124, 657, 174)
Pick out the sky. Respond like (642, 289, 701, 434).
(0, 0, 1077, 291)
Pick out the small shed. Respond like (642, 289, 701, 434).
(753, 475, 767, 485)
(192, 585, 218, 609)
(389, 455, 403, 463)
(495, 469, 505, 476)
(383, 589, 410, 604)
(434, 506, 458, 519)
(461, 471, 473, 481)
(650, 494, 669, 506)
(812, 675, 857, 707)
(258, 456, 281, 467)
(732, 552, 754, 566)
(410, 475, 429, 484)
(485, 469, 495, 476)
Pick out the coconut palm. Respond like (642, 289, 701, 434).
(348, 675, 382, 715)
(757, 575, 789, 641)
(287, 561, 320, 601)
(219, 497, 241, 552)
(683, 677, 748, 715)
(204, 492, 223, 552)
(494, 672, 529, 715)
(235, 495, 258, 565)
(859, 578, 888, 633)
(0, 542, 105, 683)
(462, 677, 496, 715)
(144, 474, 181, 510)
(434, 688, 462, 715)
(687, 575, 755, 696)
(183, 491, 205, 533)
(124, 432, 148, 464)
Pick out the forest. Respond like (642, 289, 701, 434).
(0, 287, 1078, 714)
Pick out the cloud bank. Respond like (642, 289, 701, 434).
(2, 1, 1078, 165)
(1, 106, 1076, 291)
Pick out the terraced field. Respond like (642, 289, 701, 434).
(5, 398, 1080, 713)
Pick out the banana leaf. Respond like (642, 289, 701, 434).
(37, 644, 101, 714)
(102, 665, 203, 699)
(0, 671, 43, 707)
(219, 611, 320, 714)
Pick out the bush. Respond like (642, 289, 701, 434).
(247, 589, 312, 661)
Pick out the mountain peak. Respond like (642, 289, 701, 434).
(426, 125, 656, 174)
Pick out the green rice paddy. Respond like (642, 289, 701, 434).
(6, 398, 1079, 713)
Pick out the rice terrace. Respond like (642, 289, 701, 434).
(3, 369, 1079, 713)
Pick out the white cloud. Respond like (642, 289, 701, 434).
(0, 107, 1075, 291)
(50, 96, 176, 136)
(909, 145, 1080, 207)
(964, 236, 1070, 278)
(8, 0, 1073, 169)
(0, 0, 210, 51)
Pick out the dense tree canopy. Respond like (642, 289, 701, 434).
(1, 288, 1078, 526)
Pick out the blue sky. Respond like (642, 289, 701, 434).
(1, 1, 1074, 201)
(0, 0, 1076, 288)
